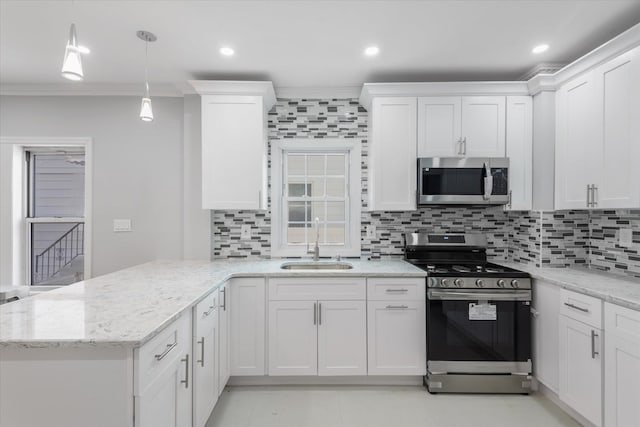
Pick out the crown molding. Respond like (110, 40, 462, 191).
(188, 80, 276, 111)
(0, 83, 185, 97)
(275, 86, 361, 100)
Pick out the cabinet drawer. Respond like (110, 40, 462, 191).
(367, 278, 425, 301)
(605, 302, 640, 341)
(560, 289, 602, 328)
(135, 313, 191, 394)
(268, 277, 366, 301)
(195, 290, 218, 332)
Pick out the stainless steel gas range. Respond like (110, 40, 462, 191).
(404, 232, 533, 394)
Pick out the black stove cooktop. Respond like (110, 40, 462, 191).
(414, 262, 530, 278)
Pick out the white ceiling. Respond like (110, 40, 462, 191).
(1, 0, 640, 94)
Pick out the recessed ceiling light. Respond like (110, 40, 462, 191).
(220, 47, 235, 56)
(532, 44, 549, 54)
(364, 46, 379, 57)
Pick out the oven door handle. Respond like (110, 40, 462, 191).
(428, 290, 531, 301)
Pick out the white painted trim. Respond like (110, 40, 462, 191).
(271, 139, 361, 258)
(228, 375, 423, 386)
(0, 137, 93, 286)
(188, 80, 276, 111)
(536, 382, 597, 427)
(275, 86, 361, 100)
(0, 83, 184, 97)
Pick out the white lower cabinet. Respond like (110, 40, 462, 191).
(367, 301, 426, 375)
(135, 313, 192, 427)
(318, 300, 367, 376)
(604, 303, 640, 427)
(193, 291, 219, 427)
(218, 281, 230, 393)
(558, 290, 603, 427)
(269, 300, 319, 375)
(230, 277, 266, 376)
(531, 280, 560, 392)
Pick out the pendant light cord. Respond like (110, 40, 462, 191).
(144, 39, 149, 97)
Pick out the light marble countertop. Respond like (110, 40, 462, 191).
(0, 259, 426, 349)
(497, 261, 640, 312)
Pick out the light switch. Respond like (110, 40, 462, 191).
(619, 228, 633, 247)
(113, 219, 132, 232)
(240, 224, 251, 240)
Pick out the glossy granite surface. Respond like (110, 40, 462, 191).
(0, 259, 426, 349)
(498, 262, 640, 311)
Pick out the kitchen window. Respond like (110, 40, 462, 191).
(271, 140, 361, 257)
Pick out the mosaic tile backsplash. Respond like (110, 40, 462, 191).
(211, 98, 640, 279)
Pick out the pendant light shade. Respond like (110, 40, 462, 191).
(61, 23, 83, 81)
(137, 30, 157, 123)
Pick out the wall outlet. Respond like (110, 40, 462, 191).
(619, 228, 633, 247)
(366, 225, 376, 239)
(113, 219, 132, 232)
(240, 224, 252, 240)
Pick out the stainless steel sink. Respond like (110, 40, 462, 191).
(280, 261, 353, 270)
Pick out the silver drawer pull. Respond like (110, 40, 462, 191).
(180, 354, 189, 389)
(385, 288, 409, 293)
(203, 305, 216, 317)
(564, 302, 589, 313)
(154, 341, 177, 361)
(386, 305, 409, 309)
(591, 330, 599, 359)
(197, 337, 205, 367)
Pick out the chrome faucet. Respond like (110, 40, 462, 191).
(307, 217, 320, 261)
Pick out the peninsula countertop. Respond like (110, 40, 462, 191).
(497, 261, 640, 312)
(0, 259, 426, 349)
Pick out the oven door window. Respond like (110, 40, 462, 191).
(427, 298, 530, 362)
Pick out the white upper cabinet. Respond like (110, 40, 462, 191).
(190, 81, 276, 210)
(555, 46, 640, 210)
(418, 96, 505, 157)
(505, 96, 533, 211)
(417, 97, 461, 157)
(596, 47, 640, 208)
(368, 97, 417, 211)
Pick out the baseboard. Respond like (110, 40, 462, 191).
(536, 382, 597, 427)
(228, 375, 424, 386)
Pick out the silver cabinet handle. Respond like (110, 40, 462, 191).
(386, 305, 409, 309)
(313, 302, 317, 325)
(180, 354, 189, 388)
(154, 341, 177, 361)
(457, 138, 463, 155)
(258, 190, 262, 209)
(587, 185, 591, 207)
(319, 302, 322, 325)
(564, 302, 589, 313)
(221, 288, 226, 311)
(462, 137, 467, 155)
(203, 305, 215, 317)
(593, 185, 598, 207)
(385, 288, 409, 293)
(591, 330, 599, 359)
(197, 337, 205, 367)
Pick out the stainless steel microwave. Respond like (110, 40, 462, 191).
(418, 157, 509, 205)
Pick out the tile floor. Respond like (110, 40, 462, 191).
(205, 386, 581, 427)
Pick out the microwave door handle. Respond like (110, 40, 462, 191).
(483, 162, 493, 200)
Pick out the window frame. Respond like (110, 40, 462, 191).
(271, 139, 361, 258)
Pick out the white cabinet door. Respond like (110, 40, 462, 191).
(505, 96, 533, 211)
(367, 301, 426, 375)
(193, 294, 218, 427)
(138, 351, 192, 427)
(532, 280, 560, 392)
(230, 278, 266, 376)
(218, 283, 230, 394)
(369, 97, 417, 211)
(268, 300, 318, 376)
(559, 315, 603, 427)
(417, 97, 461, 157)
(604, 303, 640, 427)
(317, 300, 367, 376)
(461, 96, 506, 157)
(596, 47, 640, 209)
(555, 72, 601, 210)
(201, 95, 267, 210)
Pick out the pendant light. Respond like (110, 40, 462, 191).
(61, 23, 83, 81)
(137, 30, 157, 122)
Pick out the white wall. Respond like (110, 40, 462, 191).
(0, 95, 190, 279)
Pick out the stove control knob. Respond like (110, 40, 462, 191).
(441, 279, 449, 287)
(511, 280, 520, 288)
(429, 277, 439, 287)
(497, 279, 506, 288)
(475, 279, 484, 288)
(454, 279, 464, 288)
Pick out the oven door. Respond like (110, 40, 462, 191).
(427, 289, 531, 368)
(418, 157, 509, 205)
